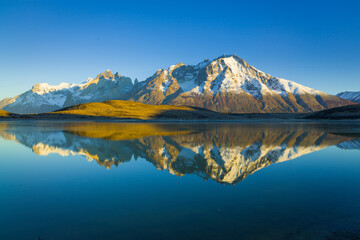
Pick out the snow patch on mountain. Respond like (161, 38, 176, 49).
(160, 79, 171, 93)
(178, 80, 199, 93)
(31, 82, 82, 95)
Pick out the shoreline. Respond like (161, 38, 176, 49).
(1, 116, 359, 124)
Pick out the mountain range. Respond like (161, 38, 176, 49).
(0, 70, 133, 114)
(0, 55, 354, 114)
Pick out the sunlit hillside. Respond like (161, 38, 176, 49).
(0, 110, 13, 117)
(52, 100, 221, 120)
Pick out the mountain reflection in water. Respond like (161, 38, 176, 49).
(0, 121, 358, 185)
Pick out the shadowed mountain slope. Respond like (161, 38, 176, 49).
(305, 104, 360, 120)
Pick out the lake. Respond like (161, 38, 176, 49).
(0, 121, 360, 240)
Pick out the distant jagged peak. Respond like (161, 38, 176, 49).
(195, 58, 211, 68)
(215, 53, 242, 61)
(168, 63, 185, 72)
(31, 82, 78, 95)
(114, 72, 122, 79)
(190, 54, 255, 74)
(154, 69, 163, 75)
(84, 70, 130, 87)
(95, 69, 115, 80)
(151, 63, 186, 78)
(98, 70, 125, 80)
(209, 54, 256, 70)
(207, 54, 245, 64)
(337, 90, 360, 97)
(337, 91, 360, 104)
(152, 54, 249, 74)
(30, 69, 130, 95)
(149, 55, 255, 81)
(187, 54, 273, 83)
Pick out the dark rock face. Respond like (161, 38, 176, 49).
(63, 71, 133, 108)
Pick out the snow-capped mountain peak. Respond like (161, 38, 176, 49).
(31, 82, 81, 95)
(127, 54, 352, 113)
(337, 91, 360, 104)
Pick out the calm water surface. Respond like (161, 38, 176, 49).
(0, 121, 360, 240)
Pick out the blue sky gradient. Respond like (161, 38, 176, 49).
(0, 0, 359, 99)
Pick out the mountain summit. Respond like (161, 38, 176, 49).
(0, 55, 353, 114)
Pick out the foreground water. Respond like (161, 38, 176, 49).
(0, 121, 360, 240)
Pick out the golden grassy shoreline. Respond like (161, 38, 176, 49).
(0, 100, 359, 121)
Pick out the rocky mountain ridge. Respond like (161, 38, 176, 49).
(0, 69, 133, 114)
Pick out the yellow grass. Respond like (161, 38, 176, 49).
(53, 100, 195, 120)
(0, 110, 12, 117)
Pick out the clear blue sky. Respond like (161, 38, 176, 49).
(0, 0, 359, 99)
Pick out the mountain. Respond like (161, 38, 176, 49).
(126, 55, 352, 113)
(337, 91, 360, 104)
(0, 55, 353, 114)
(0, 70, 133, 114)
(0, 122, 356, 184)
(62, 70, 133, 108)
